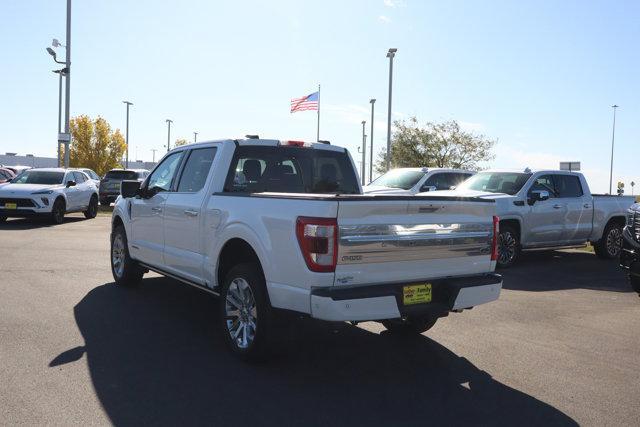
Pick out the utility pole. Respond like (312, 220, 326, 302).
(63, 0, 71, 168)
(609, 105, 619, 195)
(123, 101, 133, 168)
(52, 69, 65, 166)
(385, 48, 397, 172)
(194, 131, 198, 143)
(150, 149, 158, 163)
(166, 119, 173, 152)
(369, 99, 376, 184)
(361, 120, 367, 185)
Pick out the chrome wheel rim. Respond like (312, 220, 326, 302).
(606, 227, 622, 257)
(225, 278, 257, 350)
(498, 231, 517, 265)
(112, 234, 125, 278)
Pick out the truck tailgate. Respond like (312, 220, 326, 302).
(335, 197, 496, 286)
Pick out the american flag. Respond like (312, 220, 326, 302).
(290, 91, 319, 113)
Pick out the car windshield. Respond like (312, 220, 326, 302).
(369, 169, 425, 190)
(11, 170, 65, 185)
(104, 170, 139, 180)
(456, 172, 531, 195)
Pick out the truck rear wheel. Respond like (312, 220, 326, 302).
(220, 263, 273, 362)
(594, 222, 623, 259)
(381, 316, 438, 335)
(110, 225, 144, 286)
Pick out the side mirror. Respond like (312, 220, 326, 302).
(120, 180, 141, 198)
(421, 185, 437, 192)
(66, 180, 76, 188)
(528, 190, 550, 205)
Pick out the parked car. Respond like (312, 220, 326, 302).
(99, 169, 148, 206)
(5, 165, 32, 175)
(111, 138, 502, 360)
(620, 203, 640, 296)
(0, 167, 15, 184)
(0, 168, 99, 224)
(72, 168, 101, 186)
(421, 169, 636, 267)
(363, 167, 474, 195)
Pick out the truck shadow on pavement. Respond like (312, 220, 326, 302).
(53, 277, 577, 427)
(501, 250, 631, 293)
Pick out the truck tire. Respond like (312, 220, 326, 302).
(50, 198, 66, 224)
(497, 225, 521, 268)
(220, 263, 273, 362)
(381, 316, 438, 335)
(629, 274, 640, 295)
(84, 195, 99, 219)
(110, 225, 144, 286)
(593, 222, 623, 259)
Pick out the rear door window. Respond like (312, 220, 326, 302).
(424, 173, 453, 190)
(73, 172, 86, 183)
(553, 175, 583, 198)
(224, 146, 359, 194)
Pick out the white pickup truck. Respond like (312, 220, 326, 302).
(422, 169, 635, 267)
(110, 138, 502, 360)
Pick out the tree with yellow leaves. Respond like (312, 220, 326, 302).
(174, 138, 189, 147)
(69, 115, 126, 176)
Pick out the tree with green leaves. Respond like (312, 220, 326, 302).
(375, 118, 495, 174)
(69, 115, 126, 176)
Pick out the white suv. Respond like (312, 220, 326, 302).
(0, 168, 99, 224)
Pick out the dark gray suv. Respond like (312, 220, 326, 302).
(99, 169, 149, 206)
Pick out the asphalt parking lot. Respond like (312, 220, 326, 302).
(1, 215, 639, 426)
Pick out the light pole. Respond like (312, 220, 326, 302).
(150, 149, 157, 163)
(166, 119, 173, 152)
(369, 99, 376, 183)
(361, 120, 367, 185)
(609, 105, 619, 194)
(194, 131, 198, 143)
(52, 68, 66, 166)
(385, 48, 397, 172)
(123, 101, 133, 168)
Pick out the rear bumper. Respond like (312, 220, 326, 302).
(309, 273, 502, 322)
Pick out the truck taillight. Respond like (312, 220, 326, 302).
(296, 217, 338, 272)
(491, 216, 500, 261)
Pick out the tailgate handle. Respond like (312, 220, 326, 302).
(418, 206, 441, 213)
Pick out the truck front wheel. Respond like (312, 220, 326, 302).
(110, 225, 144, 286)
(381, 316, 438, 335)
(594, 222, 623, 259)
(220, 263, 273, 362)
(497, 225, 521, 268)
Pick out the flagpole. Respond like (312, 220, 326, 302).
(316, 84, 321, 142)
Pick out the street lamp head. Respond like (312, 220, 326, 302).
(387, 48, 398, 58)
(362, 120, 366, 125)
(370, 98, 376, 103)
(46, 47, 57, 58)
(166, 119, 173, 124)
(612, 104, 619, 108)
(388, 48, 397, 53)
(123, 100, 133, 106)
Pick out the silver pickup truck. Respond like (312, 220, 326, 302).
(422, 169, 635, 267)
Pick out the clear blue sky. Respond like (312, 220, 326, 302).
(1, 0, 638, 193)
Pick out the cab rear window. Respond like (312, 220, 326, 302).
(224, 146, 359, 194)
(104, 171, 139, 180)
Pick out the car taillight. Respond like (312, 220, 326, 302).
(491, 216, 499, 261)
(280, 140, 306, 147)
(296, 217, 338, 272)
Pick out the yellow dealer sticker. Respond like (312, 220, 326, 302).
(403, 283, 432, 305)
(5, 203, 17, 210)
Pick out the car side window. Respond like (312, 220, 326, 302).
(147, 151, 185, 192)
(423, 173, 452, 191)
(65, 172, 75, 184)
(73, 172, 86, 183)
(554, 175, 583, 198)
(529, 175, 556, 197)
(176, 147, 217, 193)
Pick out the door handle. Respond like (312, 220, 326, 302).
(151, 207, 163, 213)
(583, 204, 590, 209)
(184, 209, 199, 217)
(553, 204, 562, 209)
